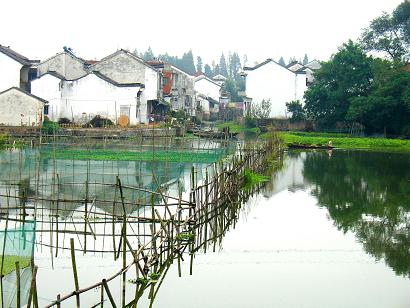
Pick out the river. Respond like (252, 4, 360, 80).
(140, 149, 410, 308)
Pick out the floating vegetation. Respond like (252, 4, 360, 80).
(40, 148, 227, 163)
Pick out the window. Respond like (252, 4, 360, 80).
(44, 105, 49, 115)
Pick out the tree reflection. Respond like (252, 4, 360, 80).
(302, 150, 410, 277)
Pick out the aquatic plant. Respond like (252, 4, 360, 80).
(175, 231, 195, 242)
(242, 169, 270, 188)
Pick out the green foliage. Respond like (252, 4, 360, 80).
(204, 64, 212, 77)
(196, 56, 203, 73)
(86, 115, 114, 128)
(244, 115, 257, 128)
(347, 60, 410, 135)
(41, 119, 59, 134)
(0, 134, 7, 147)
(360, 1, 410, 61)
(304, 41, 372, 129)
(286, 100, 306, 122)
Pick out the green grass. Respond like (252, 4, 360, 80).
(41, 148, 226, 163)
(1, 255, 31, 276)
(278, 132, 410, 152)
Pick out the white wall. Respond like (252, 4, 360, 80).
(0, 52, 22, 92)
(0, 88, 44, 126)
(63, 74, 145, 125)
(194, 77, 221, 102)
(245, 61, 307, 118)
(31, 74, 62, 121)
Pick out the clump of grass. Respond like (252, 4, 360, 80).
(1, 255, 31, 276)
(175, 231, 194, 242)
(243, 169, 270, 188)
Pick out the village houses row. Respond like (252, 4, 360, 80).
(0, 44, 320, 126)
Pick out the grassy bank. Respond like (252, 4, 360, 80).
(277, 132, 410, 152)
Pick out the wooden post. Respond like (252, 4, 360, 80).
(15, 261, 20, 308)
(70, 238, 80, 308)
(102, 279, 117, 308)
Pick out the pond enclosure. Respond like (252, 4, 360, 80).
(0, 132, 280, 307)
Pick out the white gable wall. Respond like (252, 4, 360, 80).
(0, 52, 23, 92)
(245, 61, 306, 118)
(37, 53, 87, 80)
(194, 78, 220, 102)
(0, 88, 44, 126)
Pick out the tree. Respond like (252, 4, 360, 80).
(303, 54, 309, 65)
(347, 60, 410, 135)
(143, 47, 155, 60)
(180, 50, 196, 75)
(360, 1, 410, 61)
(196, 56, 203, 73)
(286, 100, 306, 122)
(204, 64, 212, 77)
(228, 52, 241, 79)
(219, 53, 228, 77)
(278, 57, 286, 66)
(251, 99, 271, 119)
(304, 41, 373, 129)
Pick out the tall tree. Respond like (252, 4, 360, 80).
(204, 64, 212, 77)
(219, 53, 228, 77)
(196, 56, 203, 73)
(143, 47, 155, 60)
(303, 54, 309, 65)
(180, 50, 196, 75)
(278, 57, 286, 66)
(360, 1, 410, 61)
(304, 41, 373, 128)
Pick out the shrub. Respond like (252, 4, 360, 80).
(41, 119, 59, 134)
(58, 117, 72, 124)
(86, 115, 114, 128)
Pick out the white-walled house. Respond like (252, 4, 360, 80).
(90, 50, 159, 122)
(0, 45, 38, 92)
(31, 71, 145, 125)
(0, 87, 46, 126)
(32, 49, 160, 125)
(194, 75, 221, 102)
(243, 59, 307, 118)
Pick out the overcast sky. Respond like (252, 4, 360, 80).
(1, 0, 403, 66)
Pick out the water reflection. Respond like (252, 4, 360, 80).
(288, 150, 410, 278)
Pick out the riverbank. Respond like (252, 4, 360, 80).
(275, 132, 410, 152)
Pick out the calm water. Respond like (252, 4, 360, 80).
(140, 150, 410, 308)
